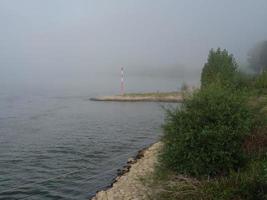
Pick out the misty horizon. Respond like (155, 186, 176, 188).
(1, 0, 267, 92)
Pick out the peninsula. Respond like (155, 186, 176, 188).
(90, 92, 183, 103)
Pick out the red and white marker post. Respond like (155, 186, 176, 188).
(121, 67, 124, 96)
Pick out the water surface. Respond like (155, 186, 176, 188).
(0, 87, 169, 199)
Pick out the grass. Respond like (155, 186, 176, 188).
(142, 165, 203, 200)
(143, 157, 267, 200)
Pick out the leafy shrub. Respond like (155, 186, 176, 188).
(201, 48, 238, 88)
(161, 84, 254, 177)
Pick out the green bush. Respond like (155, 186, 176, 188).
(161, 84, 254, 177)
(201, 48, 238, 88)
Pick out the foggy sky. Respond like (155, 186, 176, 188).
(1, 0, 267, 90)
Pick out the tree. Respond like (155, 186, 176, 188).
(201, 48, 238, 88)
(248, 40, 267, 74)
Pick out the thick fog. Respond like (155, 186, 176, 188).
(0, 0, 267, 94)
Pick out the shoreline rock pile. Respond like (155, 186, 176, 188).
(91, 142, 162, 200)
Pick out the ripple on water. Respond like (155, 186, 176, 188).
(0, 95, 165, 199)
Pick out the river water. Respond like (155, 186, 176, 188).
(0, 83, 177, 200)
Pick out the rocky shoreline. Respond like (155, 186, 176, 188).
(91, 142, 162, 200)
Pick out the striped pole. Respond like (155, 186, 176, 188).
(121, 67, 124, 95)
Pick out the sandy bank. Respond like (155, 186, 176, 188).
(91, 142, 162, 200)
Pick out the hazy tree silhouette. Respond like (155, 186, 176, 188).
(248, 40, 267, 74)
(201, 48, 238, 88)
